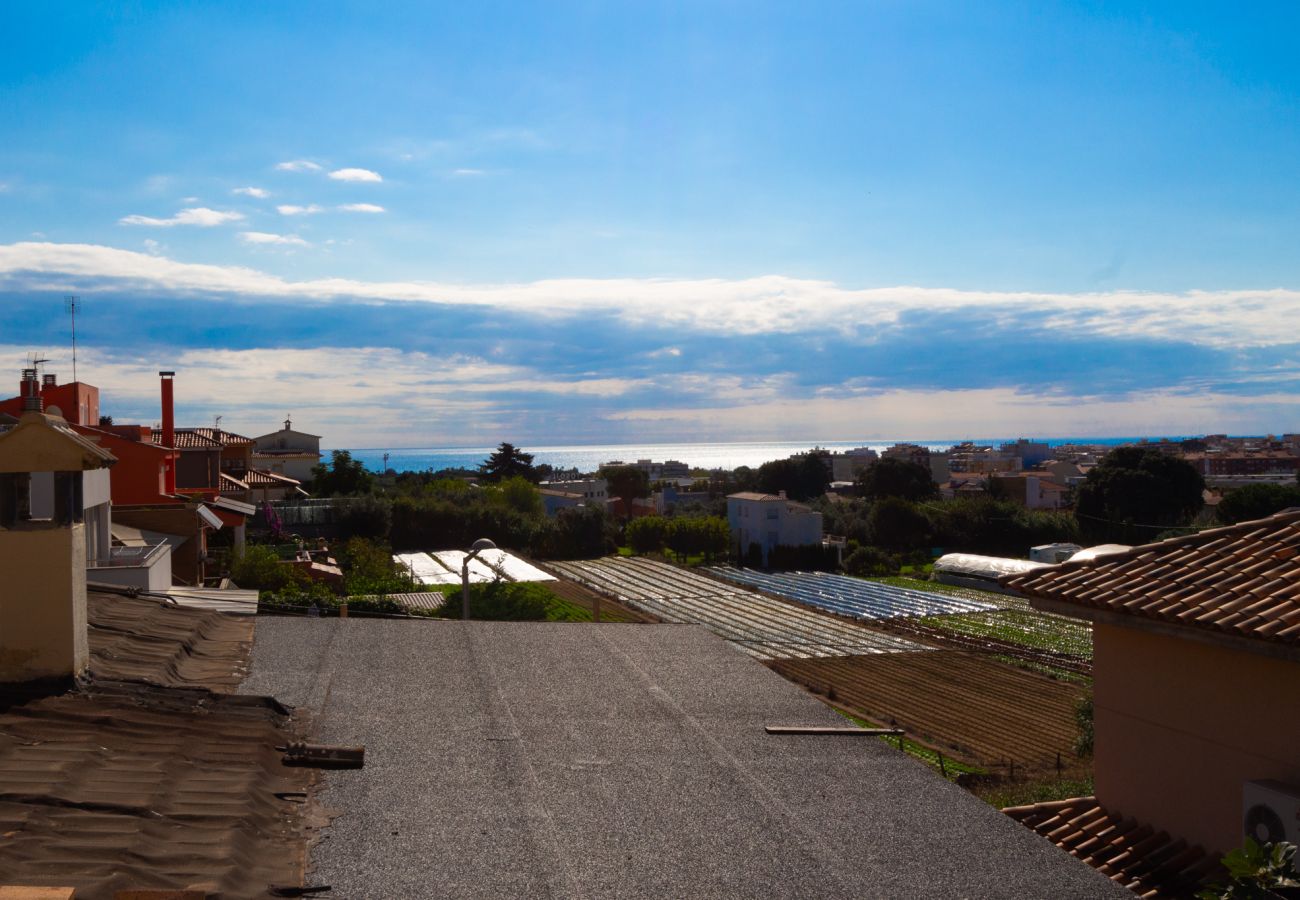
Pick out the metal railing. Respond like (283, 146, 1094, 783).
(90, 541, 168, 568)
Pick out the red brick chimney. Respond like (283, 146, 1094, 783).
(160, 371, 176, 493)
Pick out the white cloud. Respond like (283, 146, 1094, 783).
(8, 340, 1299, 447)
(606, 386, 1300, 443)
(276, 204, 324, 216)
(648, 346, 682, 358)
(5, 241, 1300, 349)
(452, 168, 485, 177)
(0, 343, 645, 446)
(328, 167, 382, 183)
(276, 160, 323, 172)
(0, 182, 10, 193)
(338, 203, 385, 213)
(234, 186, 270, 198)
(142, 239, 164, 255)
(239, 231, 309, 247)
(118, 208, 244, 227)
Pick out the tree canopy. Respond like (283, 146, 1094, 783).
(310, 449, 374, 496)
(857, 457, 937, 502)
(754, 453, 830, 502)
(601, 464, 650, 504)
(478, 442, 540, 483)
(1074, 446, 1204, 543)
(1215, 483, 1300, 525)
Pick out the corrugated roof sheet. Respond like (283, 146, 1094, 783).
(1003, 509, 1300, 647)
(0, 592, 312, 895)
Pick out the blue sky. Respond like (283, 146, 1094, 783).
(2, 2, 1299, 447)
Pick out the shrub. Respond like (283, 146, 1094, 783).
(843, 546, 899, 577)
(436, 580, 554, 621)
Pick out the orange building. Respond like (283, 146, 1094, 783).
(0, 371, 99, 426)
(1003, 511, 1300, 890)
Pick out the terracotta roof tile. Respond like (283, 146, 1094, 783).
(1004, 796, 1221, 898)
(1005, 509, 1300, 648)
(151, 428, 222, 449)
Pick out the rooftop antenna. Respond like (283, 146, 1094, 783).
(26, 351, 50, 376)
(215, 414, 223, 430)
(63, 296, 79, 383)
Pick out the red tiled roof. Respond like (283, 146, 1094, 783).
(244, 467, 301, 487)
(1004, 796, 1221, 898)
(220, 472, 249, 490)
(152, 428, 222, 449)
(1003, 509, 1300, 648)
(190, 426, 255, 446)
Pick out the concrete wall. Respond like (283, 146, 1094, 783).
(0, 524, 88, 682)
(1093, 622, 1300, 855)
(88, 543, 172, 592)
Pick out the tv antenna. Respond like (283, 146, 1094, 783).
(64, 296, 80, 383)
(215, 414, 223, 430)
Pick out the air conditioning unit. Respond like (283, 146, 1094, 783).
(1243, 780, 1300, 845)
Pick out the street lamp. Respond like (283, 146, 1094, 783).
(462, 538, 497, 620)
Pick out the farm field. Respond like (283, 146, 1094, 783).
(547, 557, 925, 660)
(708, 567, 1001, 620)
(705, 567, 1091, 679)
(769, 650, 1090, 776)
(543, 578, 657, 623)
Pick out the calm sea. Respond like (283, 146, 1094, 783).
(341, 437, 1171, 475)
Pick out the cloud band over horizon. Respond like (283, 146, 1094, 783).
(0, 240, 1297, 447)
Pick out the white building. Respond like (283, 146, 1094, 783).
(541, 478, 608, 502)
(726, 491, 823, 566)
(252, 417, 322, 483)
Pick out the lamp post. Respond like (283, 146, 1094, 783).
(462, 538, 498, 620)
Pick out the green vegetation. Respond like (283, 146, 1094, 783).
(1216, 483, 1300, 525)
(477, 442, 541, 483)
(972, 775, 1095, 811)
(834, 709, 984, 780)
(857, 457, 936, 502)
(310, 449, 374, 496)
(918, 609, 1093, 659)
(433, 579, 591, 622)
(1074, 693, 1093, 757)
(1198, 839, 1300, 899)
(625, 514, 730, 563)
(754, 452, 831, 502)
(600, 464, 650, 508)
(1075, 446, 1204, 544)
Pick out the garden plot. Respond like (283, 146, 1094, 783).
(546, 557, 925, 660)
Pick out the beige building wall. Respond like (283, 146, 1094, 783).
(1093, 622, 1300, 854)
(0, 524, 88, 682)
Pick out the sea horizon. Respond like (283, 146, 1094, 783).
(339, 435, 1204, 475)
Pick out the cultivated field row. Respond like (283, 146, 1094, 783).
(547, 557, 926, 660)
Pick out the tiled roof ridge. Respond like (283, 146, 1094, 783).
(1004, 508, 1300, 648)
(1023, 507, 1300, 578)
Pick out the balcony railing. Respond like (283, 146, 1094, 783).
(90, 541, 169, 568)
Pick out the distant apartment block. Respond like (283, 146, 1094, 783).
(603, 458, 691, 482)
(727, 491, 823, 566)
